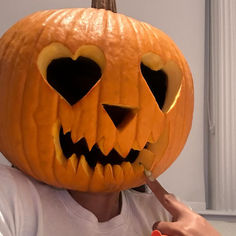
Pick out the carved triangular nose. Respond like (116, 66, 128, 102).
(103, 104, 137, 129)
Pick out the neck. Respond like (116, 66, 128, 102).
(68, 190, 121, 222)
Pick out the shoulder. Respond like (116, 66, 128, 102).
(0, 164, 33, 197)
(0, 164, 30, 183)
(0, 165, 44, 235)
(0, 164, 42, 196)
(0, 164, 54, 207)
(0, 164, 41, 209)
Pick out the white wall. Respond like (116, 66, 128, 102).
(0, 0, 206, 209)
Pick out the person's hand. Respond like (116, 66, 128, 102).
(145, 175, 221, 236)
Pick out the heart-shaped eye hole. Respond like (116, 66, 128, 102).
(141, 53, 182, 112)
(37, 43, 105, 106)
(47, 56, 102, 105)
(141, 63, 167, 110)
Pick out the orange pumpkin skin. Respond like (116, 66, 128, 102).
(0, 8, 193, 192)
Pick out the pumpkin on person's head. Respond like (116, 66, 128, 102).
(0, 1, 193, 192)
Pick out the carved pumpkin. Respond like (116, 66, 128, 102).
(0, 6, 193, 192)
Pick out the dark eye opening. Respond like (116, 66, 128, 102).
(140, 63, 167, 110)
(47, 56, 102, 105)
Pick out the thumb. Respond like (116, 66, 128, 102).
(153, 221, 181, 236)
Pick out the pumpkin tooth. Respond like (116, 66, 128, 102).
(52, 121, 67, 165)
(133, 162, 144, 177)
(84, 135, 96, 151)
(104, 164, 114, 181)
(75, 155, 93, 191)
(148, 122, 170, 168)
(58, 100, 74, 134)
(67, 154, 78, 173)
(97, 137, 113, 156)
(121, 162, 134, 186)
(97, 137, 106, 154)
(148, 134, 155, 143)
(89, 163, 105, 192)
(104, 164, 116, 191)
(149, 129, 163, 144)
(134, 149, 155, 170)
(62, 127, 71, 135)
(114, 143, 128, 158)
(132, 140, 142, 151)
(56, 152, 67, 166)
(150, 131, 160, 144)
(71, 129, 83, 144)
(113, 165, 124, 188)
(150, 112, 166, 144)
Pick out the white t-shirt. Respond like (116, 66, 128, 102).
(0, 165, 171, 236)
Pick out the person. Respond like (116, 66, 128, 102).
(0, 163, 220, 236)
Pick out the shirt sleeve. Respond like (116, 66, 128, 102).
(0, 165, 21, 236)
(0, 165, 45, 236)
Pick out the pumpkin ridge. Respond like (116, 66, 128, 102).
(149, 120, 170, 174)
(73, 154, 92, 191)
(42, 9, 67, 26)
(89, 162, 105, 192)
(104, 163, 116, 191)
(36, 10, 73, 184)
(22, 12, 55, 179)
(95, 9, 107, 148)
(116, 13, 123, 105)
(9, 12, 54, 174)
(5, 34, 26, 169)
(52, 98, 61, 186)
(12, 11, 53, 175)
(54, 9, 73, 25)
(110, 10, 122, 149)
(135, 21, 155, 150)
(22, 10, 63, 181)
(71, 106, 83, 144)
(67, 9, 85, 40)
(76, 8, 97, 40)
(96, 10, 117, 156)
(143, 22, 161, 53)
(0, 30, 18, 157)
(164, 47, 187, 162)
(75, 10, 105, 150)
(17, 27, 44, 177)
(175, 58, 191, 154)
(112, 14, 134, 157)
(128, 19, 143, 151)
(122, 16, 141, 153)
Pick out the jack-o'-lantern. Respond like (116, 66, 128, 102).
(0, 0, 193, 192)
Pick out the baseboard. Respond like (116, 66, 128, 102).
(198, 210, 236, 221)
(185, 201, 236, 221)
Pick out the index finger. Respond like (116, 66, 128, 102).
(145, 175, 169, 202)
(145, 174, 187, 217)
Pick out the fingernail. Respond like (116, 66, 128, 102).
(144, 168, 155, 182)
(152, 221, 160, 230)
(144, 168, 152, 177)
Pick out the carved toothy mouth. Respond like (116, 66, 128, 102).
(59, 126, 146, 168)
